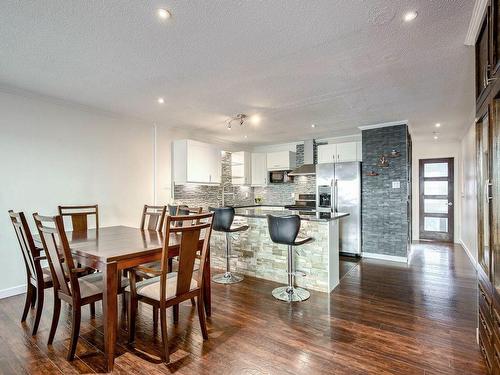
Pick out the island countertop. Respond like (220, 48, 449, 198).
(233, 206, 349, 222)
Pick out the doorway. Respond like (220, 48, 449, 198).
(418, 158, 454, 242)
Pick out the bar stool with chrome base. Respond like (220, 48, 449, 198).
(267, 214, 313, 302)
(209, 207, 249, 284)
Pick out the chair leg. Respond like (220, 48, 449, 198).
(159, 307, 169, 363)
(21, 284, 34, 322)
(90, 302, 96, 317)
(197, 294, 208, 340)
(121, 293, 127, 314)
(153, 307, 158, 331)
(173, 304, 179, 324)
(32, 286, 44, 335)
(30, 286, 37, 308)
(128, 293, 137, 344)
(191, 298, 196, 306)
(67, 306, 81, 361)
(48, 297, 61, 345)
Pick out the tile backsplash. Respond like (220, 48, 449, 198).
(174, 144, 317, 208)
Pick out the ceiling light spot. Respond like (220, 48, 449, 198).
(244, 135, 248, 139)
(311, 124, 316, 128)
(403, 11, 418, 22)
(157, 97, 165, 104)
(250, 114, 261, 125)
(433, 135, 438, 140)
(157, 9, 171, 20)
(435, 123, 441, 128)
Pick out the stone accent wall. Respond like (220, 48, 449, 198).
(211, 216, 331, 292)
(361, 124, 410, 258)
(253, 176, 315, 205)
(173, 152, 255, 209)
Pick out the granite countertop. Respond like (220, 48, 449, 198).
(233, 206, 349, 222)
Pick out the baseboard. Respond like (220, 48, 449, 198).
(0, 284, 26, 299)
(362, 252, 408, 263)
(458, 239, 478, 270)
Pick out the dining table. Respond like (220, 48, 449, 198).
(34, 225, 211, 372)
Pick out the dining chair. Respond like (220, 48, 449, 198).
(140, 205, 167, 231)
(8, 210, 53, 335)
(33, 213, 128, 360)
(126, 211, 214, 363)
(58, 204, 99, 231)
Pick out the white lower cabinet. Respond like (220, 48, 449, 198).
(173, 139, 221, 184)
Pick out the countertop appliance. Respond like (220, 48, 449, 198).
(268, 170, 293, 184)
(316, 162, 361, 256)
(284, 194, 316, 211)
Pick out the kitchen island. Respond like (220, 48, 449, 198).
(210, 206, 349, 293)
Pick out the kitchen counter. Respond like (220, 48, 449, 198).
(234, 206, 349, 222)
(210, 205, 349, 293)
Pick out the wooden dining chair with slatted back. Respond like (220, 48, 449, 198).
(8, 210, 53, 335)
(58, 204, 99, 232)
(140, 204, 167, 231)
(33, 213, 129, 360)
(126, 211, 214, 363)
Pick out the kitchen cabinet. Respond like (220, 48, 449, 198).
(251, 153, 267, 186)
(356, 141, 363, 161)
(317, 141, 361, 164)
(266, 151, 296, 171)
(172, 139, 221, 184)
(231, 151, 251, 185)
(477, 9, 491, 104)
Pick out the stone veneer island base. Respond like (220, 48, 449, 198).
(210, 207, 349, 293)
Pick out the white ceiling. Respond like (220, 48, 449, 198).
(0, 1, 475, 145)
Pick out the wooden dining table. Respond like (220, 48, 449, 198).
(34, 225, 211, 372)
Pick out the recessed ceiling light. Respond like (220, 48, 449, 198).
(403, 11, 418, 22)
(311, 124, 316, 128)
(244, 135, 248, 139)
(433, 135, 438, 140)
(435, 123, 441, 128)
(250, 114, 261, 125)
(157, 8, 171, 20)
(157, 97, 165, 104)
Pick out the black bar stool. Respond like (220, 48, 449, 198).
(267, 214, 313, 302)
(209, 207, 249, 284)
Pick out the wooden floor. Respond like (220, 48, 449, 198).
(0, 242, 485, 374)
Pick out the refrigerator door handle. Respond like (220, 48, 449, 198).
(333, 179, 338, 212)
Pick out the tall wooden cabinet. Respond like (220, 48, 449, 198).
(475, 2, 500, 373)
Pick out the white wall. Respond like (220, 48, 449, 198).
(0, 90, 154, 294)
(411, 140, 461, 242)
(460, 124, 478, 263)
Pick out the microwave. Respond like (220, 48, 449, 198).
(269, 170, 292, 184)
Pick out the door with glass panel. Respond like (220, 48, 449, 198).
(419, 158, 454, 242)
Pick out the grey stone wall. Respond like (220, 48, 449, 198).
(173, 152, 255, 209)
(361, 124, 410, 258)
(211, 216, 331, 292)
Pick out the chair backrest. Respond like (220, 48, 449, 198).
(168, 205, 202, 227)
(58, 204, 99, 232)
(8, 210, 41, 281)
(140, 205, 167, 231)
(208, 207, 235, 232)
(33, 214, 80, 299)
(267, 214, 301, 246)
(158, 212, 214, 303)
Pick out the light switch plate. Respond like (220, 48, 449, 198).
(392, 181, 400, 189)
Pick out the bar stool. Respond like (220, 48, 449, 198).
(209, 207, 249, 284)
(267, 214, 313, 302)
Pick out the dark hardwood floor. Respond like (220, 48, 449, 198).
(0, 242, 485, 374)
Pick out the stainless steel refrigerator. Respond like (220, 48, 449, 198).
(316, 162, 361, 256)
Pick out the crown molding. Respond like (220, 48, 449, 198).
(358, 120, 408, 131)
(465, 0, 489, 46)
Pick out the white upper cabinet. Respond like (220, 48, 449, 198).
(317, 141, 361, 163)
(173, 139, 221, 184)
(317, 144, 337, 163)
(356, 141, 362, 161)
(251, 153, 267, 186)
(231, 151, 251, 185)
(266, 151, 296, 171)
(336, 142, 357, 162)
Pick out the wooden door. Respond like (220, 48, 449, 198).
(491, 0, 500, 75)
(419, 158, 454, 242)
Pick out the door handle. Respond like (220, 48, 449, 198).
(447, 202, 453, 206)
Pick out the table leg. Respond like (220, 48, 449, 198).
(203, 245, 211, 317)
(103, 262, 118, 372)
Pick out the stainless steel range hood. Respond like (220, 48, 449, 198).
(288, 140, 316, 176)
